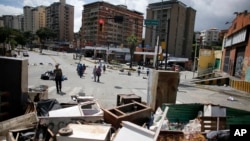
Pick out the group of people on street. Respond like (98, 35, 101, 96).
(53, 62, 107, 94)
(92, 64, 106, 82)
(76, 63, 86, 78)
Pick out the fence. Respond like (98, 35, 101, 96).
(229, 79, 250, 93)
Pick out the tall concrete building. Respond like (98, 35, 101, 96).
(80, 1, 143, 47)
(145, 0, 196, 59)
(1, 15, 23, 31)
(200, 28, 220, 47)
(46, 0, 74, 42)
(24, 6, 46, 33)
(31, 6, 46, 34)
(23, 6, 33, 32)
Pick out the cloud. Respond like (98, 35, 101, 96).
(0, 4, 23, 15)
(0, 0, 250, 33)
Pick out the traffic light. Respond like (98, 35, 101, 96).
(99, 19, 104, 32)
(114, 16, 123, 23)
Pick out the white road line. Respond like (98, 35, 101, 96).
(48, 86, 56, 93)
(67, 87, 82, 96)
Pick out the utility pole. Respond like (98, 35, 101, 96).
(155, 0, 164, 70)
(193, 33, 199, 78)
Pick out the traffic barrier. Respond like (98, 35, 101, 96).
(195, 77, 229, 86)
(229, 79, 250, 93)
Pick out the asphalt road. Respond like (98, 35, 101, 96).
(26, 49, 250, 111)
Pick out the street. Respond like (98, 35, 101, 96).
(27, 50, 250, 111)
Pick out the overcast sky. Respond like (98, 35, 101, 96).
(0, 0, 249, 34)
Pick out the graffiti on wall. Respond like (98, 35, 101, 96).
(235, 56, 244, 78)
(243, 57, 250, 81)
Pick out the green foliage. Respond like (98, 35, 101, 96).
(36, 27, 55, 42)
(126, 34, 138, 68)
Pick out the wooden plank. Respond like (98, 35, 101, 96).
(0, 112, 38, 136)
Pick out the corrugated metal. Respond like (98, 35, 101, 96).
(162, 103, 203, 123)
(162, 103, 250, 126)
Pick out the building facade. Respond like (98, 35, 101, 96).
(200, 28, 220, 47)
(80, 1, 143, 47)
(46, 0, 74, 42)
(222, 10, 250, 81)
(2, 15, 23, 30)
(23, 6, 33, 32)
(145, 0, 196, 59)
(32, 6, 46, 34)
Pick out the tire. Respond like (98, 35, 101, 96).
(58, 127, 73, 136)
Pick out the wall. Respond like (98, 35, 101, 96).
(197, 49, 215, 75)
(243, 35, 250, 81)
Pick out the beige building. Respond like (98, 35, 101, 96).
(46, 0, 74, 42)
(32, 6, 46, 34)
(24, 6, 46, 33)
(80, 1, 144, 47)
(145, 0, 196, 59)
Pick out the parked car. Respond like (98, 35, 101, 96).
(23, 50, 29, 57)
(40, 70, 67, 81)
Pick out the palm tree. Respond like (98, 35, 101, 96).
(126, 34, 138, 68)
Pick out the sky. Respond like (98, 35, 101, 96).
(0, 0, 250, 34)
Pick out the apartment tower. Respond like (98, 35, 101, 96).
(81, 1, 144, 47)
(145, 0, 196, 58)
(46, 0, 74, 42)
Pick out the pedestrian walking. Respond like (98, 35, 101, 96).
(77, 63, 83, 78)
(103, 65, 106, 73)
(146, 68, 149, 76)
(137, 66, 141, 76)
(54, 64, 63, 94)
(96, 66, 102, 82)
(93, 65, 97, 82)
(82, 63, 86, 75)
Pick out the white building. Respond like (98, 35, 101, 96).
(200, 28, 219, 47)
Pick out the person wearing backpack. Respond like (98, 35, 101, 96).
(96, 66, 102, 82)
(54, 64, 63, 94)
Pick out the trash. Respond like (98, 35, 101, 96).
(227, 96, 235, 101)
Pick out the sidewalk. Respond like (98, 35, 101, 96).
(82, 57, 250, 100)
(179, 71, 250, 100)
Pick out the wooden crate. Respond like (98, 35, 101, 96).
(103, 101, 152, 129)
(116, 94, 141, 106)
(200, 116, 227, 132)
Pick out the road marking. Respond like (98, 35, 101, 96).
(48, 86, 56, 93)
(67, 87, 83, 96)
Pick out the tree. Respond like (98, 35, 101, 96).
(0, 27, 25, 55)
(36, 27, 55, 53)
(23, 31, 35, 50)
(0, 27, 11, 55)
(126, 34, 138, 68)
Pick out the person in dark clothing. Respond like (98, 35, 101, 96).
(103, 65, 106, 73)
(137, 66, 141, 76)
(54, 64, 63, 94)
(96, 66, 102, 82)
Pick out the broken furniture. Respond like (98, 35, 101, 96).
(116, 94, 141, 106)
(0, 91, 10, 122)
(48, 100, 103, 117)
(103, 101, 152, 129)
(148, 70, 179, 111)
(56, 123, 111, 141)
(27, 85, 48, 102)
(113, 106, 169, 141)
(0, 112, 38, 136)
